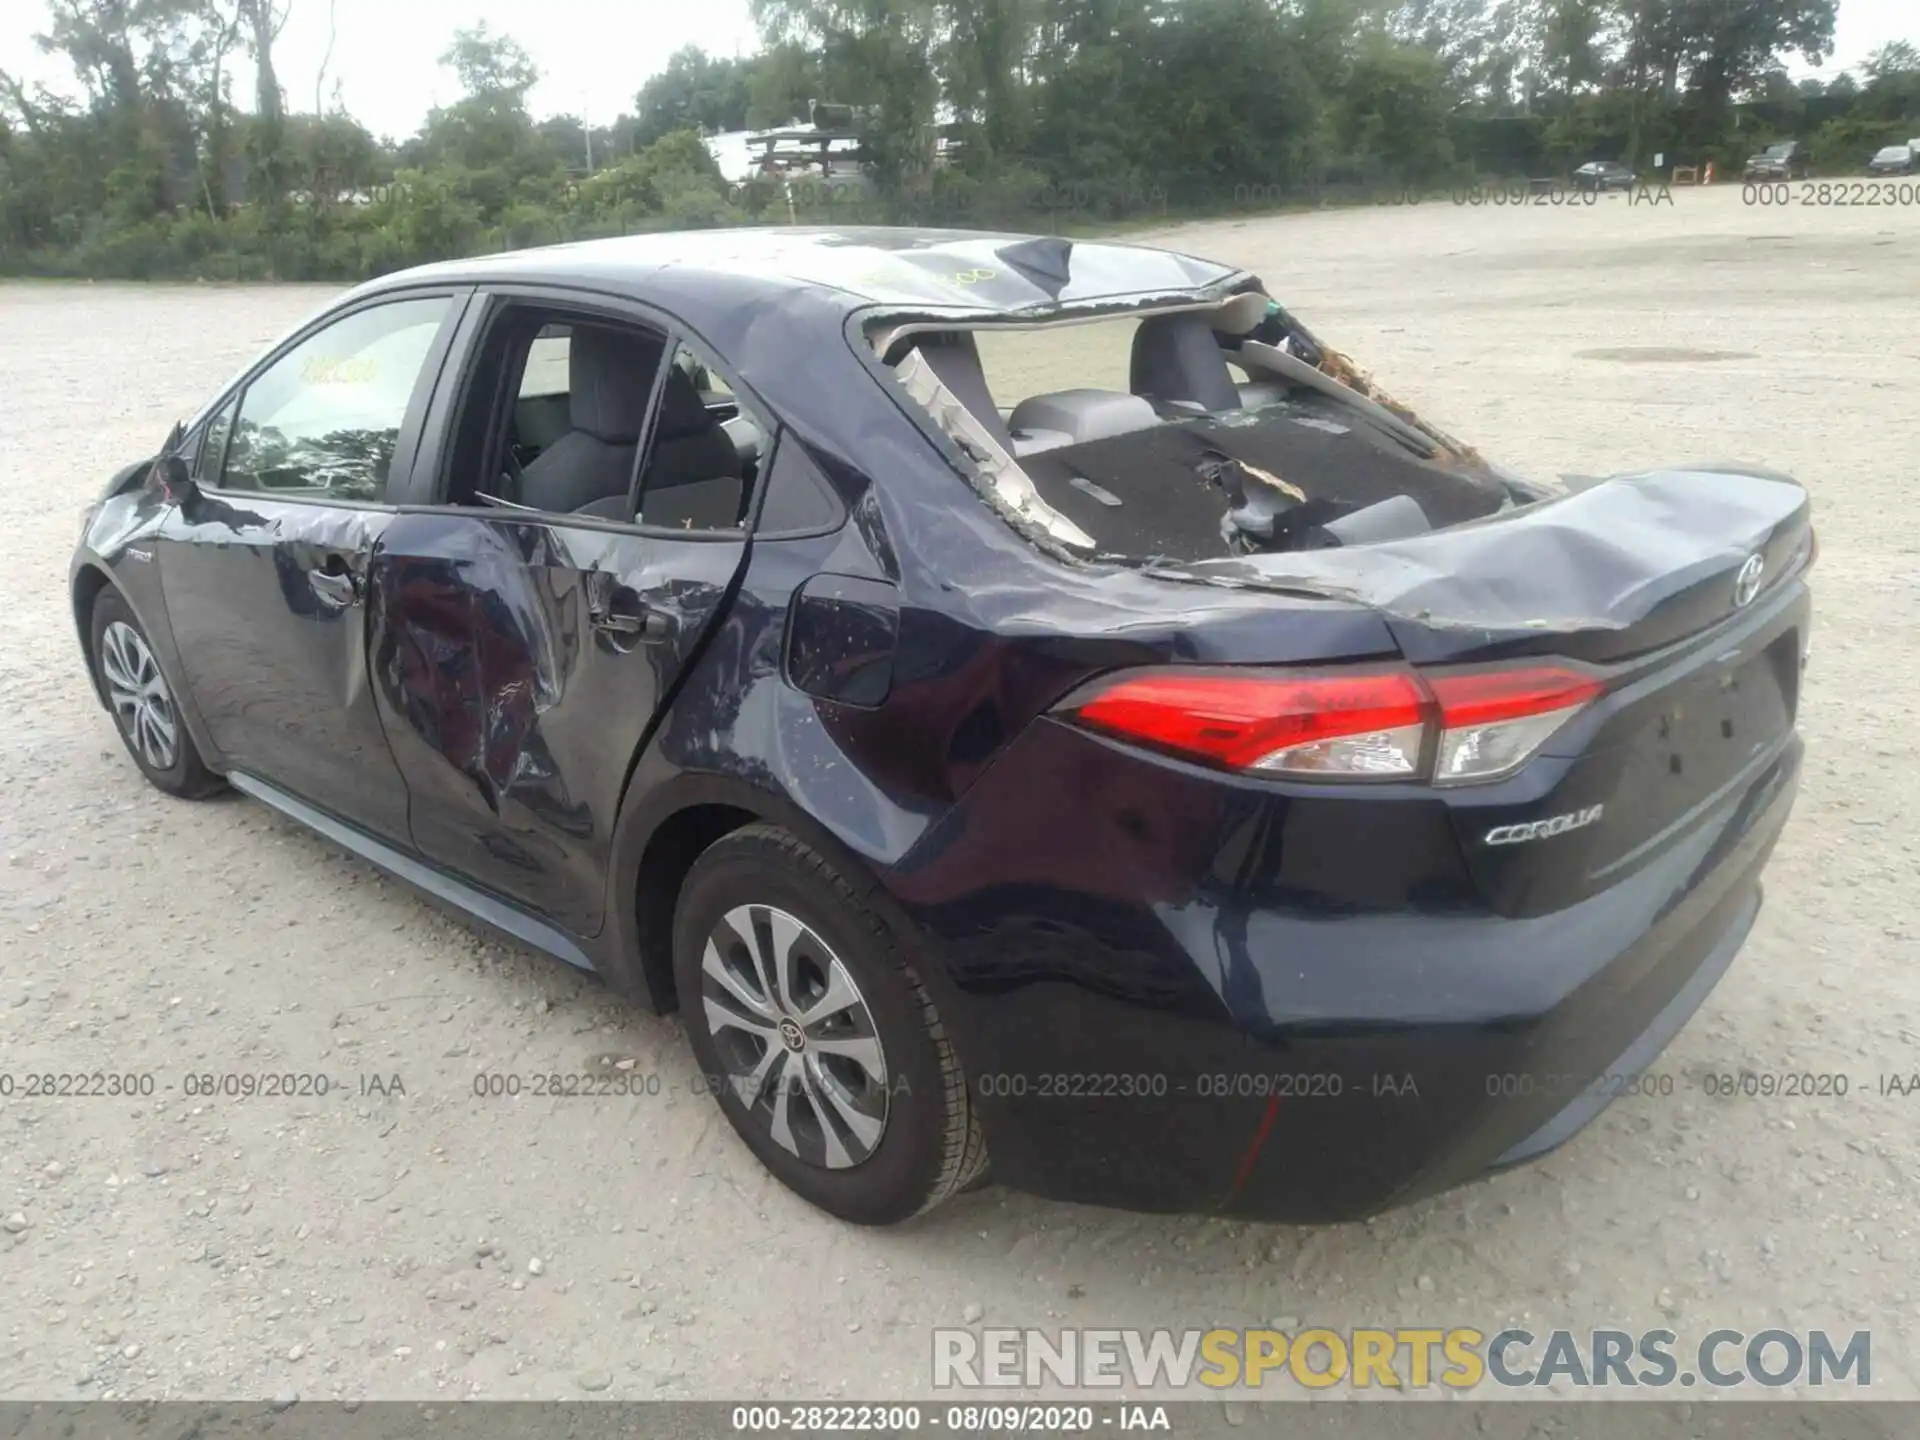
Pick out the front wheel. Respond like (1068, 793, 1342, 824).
(90, 589, 223, 799)
(672, 824, 986, 1224)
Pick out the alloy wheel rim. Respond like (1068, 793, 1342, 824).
(100, 620, 179, 773)
(699, 904, 889, 1170)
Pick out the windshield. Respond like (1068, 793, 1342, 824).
(1874, 147, 1910, 161)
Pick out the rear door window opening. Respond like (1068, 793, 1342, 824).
(443, 304, 772, 533)
(871, 294, 1518, 564)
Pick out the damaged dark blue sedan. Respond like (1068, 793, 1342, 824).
(70, 227, 1812, 1225)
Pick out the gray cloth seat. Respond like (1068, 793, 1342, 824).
(637, 367, 744, 529)
(517, 327, 663, 515)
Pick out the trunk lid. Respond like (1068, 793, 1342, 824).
(1161, 466, 1814, 913)
(1161, 465, 1812, 667)
(1448, 579, 1807, 914)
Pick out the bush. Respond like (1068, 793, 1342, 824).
(1807, 115, 1918, 172)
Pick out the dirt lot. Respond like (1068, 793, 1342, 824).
(2, 185, 1918, 1405)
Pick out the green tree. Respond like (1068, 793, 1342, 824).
(31, 0, 202, 220)
(0, 0, 1907, 282)
(1335, 33, 1460, 184)
(751, 0, 942, 186)
(1852, 43, 1920, 124)
(937, 0, 1032, 161)
(746, 40, 829, 129)
(635, 46, 759, 144)
(238, 0, 291, 206)
(408, 24, 558, 217)
(1862, 40, 1920, 84)
(195, 1, 244, 215)
(1532, 0, 1610, 99)
(442, 22, 539, 100)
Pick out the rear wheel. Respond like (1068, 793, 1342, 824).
(672, 824, 985, 1224)
(90, 589, 222, 799)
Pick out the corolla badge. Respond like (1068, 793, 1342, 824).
(1484, 804, 1605, 846)
(1733, 552, 1765, 609)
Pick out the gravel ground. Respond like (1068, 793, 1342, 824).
(2, 185, 1918, 1404)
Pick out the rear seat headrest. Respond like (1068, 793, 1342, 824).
(1130, 312, 1242, 413)
(1009, 390, 1159, 445)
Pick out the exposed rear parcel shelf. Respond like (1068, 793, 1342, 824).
(861, 273, 1811, 659)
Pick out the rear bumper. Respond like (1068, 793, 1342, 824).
(1488, 880, 1755, 1171)
(886, 721, 1801, 1223)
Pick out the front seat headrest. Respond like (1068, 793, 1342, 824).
(1130, 312, 1242, 413)
(568, 326, 663, 443)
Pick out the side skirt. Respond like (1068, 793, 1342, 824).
(225, 770, 598, 974)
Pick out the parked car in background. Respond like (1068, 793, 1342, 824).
(1744, 141, 1809, 182)
(1867, 144, 1917, 176)
(1572, 160, 1637, 192)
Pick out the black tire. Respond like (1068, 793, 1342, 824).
(89, 589, 223, 799)
(672, 824, 986, 1224)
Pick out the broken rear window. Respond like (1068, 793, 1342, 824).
(877, 298, 1511, 563)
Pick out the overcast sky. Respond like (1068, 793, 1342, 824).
(1, 0, 1913, 141)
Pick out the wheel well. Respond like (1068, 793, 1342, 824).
(72, 566, 114, 701)
(633, 802, 759, 1012)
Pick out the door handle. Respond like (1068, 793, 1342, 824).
(584, 572, 674, 644)
(591, 606, 674, 642)
(309, 566, 361, 608)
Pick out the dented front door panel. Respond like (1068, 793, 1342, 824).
(157, 491, 410, 842)
(368, 510, 746, 935)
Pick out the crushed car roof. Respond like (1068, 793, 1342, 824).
(378, 226, 1249, 314)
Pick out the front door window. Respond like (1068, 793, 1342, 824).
(221, 297, 452, 501)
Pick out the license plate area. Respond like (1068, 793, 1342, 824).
(1607, 628, 1797, 821)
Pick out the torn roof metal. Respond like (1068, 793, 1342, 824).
(373, 226, 1250, 315)
(346, 228, 1261, 493)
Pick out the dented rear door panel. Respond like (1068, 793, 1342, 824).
(368, 511, 746, 936)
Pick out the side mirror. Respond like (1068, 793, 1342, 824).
(151, 454, 197, 504)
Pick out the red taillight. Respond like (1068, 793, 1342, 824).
(1067, 668, 1431, 779)
(1063, 661, 1603, 784)
(1424, 665, 1603, 726)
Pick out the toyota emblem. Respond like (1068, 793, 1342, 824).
(1733, 552, 1765, 609)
